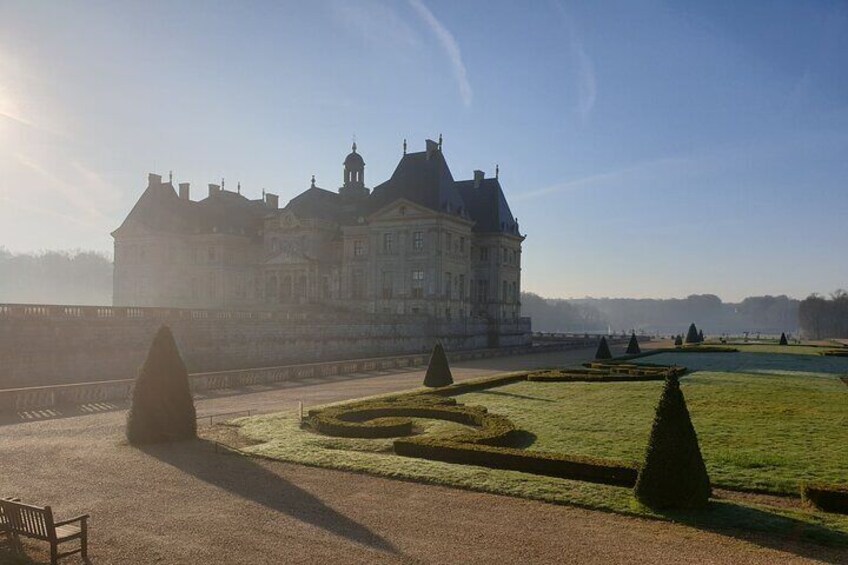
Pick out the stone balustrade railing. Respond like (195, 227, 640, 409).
(0, 340, 589, 413)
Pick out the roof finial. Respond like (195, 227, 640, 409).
(311, 174, 316, 188)
(495, 164, 499, 179)
(403, 138, 407, 155)
(262, 188, 265, 198)
(352, 134, 357, 154)
(438, 133, 443, 150)
(169, 170, 173, 183)
(221, 178, 225, 190)
(237, 181, 241, 194)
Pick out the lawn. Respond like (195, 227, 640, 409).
(218, 348, 848, 547)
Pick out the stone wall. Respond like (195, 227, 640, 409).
(0, 304, 531, 388)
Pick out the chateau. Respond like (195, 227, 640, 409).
(112, 138, 525, 322)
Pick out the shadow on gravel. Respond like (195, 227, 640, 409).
(659, 500, 848, 561)
(141, 439, 399, 556)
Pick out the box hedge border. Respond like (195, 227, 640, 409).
(801, 483, 848, 514)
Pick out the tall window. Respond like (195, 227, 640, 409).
(411, 269, 424, 298)
(502, 280, 508, 302)
(459, 237, 465, 253)
(479, 247, 489, 261)
(412, 231, 424, 251)
(381, 271, 393, 299)
(477, 279, 488, 303)
(445, 272, 452, 299)
(458, 274, 465, 300)
(352, 270, 365, 299)
(383, 233, 393, 253)
(354, 240, 365, 256)
(445, 232, 452, 252)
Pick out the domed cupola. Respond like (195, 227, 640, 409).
(340, 141, 369, 198)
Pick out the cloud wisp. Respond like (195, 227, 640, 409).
(553, 2, 596, 121)
(408, 0, 473, 107)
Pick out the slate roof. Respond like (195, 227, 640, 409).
(455, 178, 520, 235)
(283, 186, 346, 222)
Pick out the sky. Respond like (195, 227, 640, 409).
(1, 0, 846, 302)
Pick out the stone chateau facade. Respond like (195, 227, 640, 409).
(112, 137, 525, 322)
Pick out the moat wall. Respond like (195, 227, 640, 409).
(0, 304, 531, 388)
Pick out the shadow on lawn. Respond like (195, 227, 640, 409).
(141, 439, 398, 555)
(660, 499, 848, 560)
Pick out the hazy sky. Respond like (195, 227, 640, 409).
(1, 1, 846, 301)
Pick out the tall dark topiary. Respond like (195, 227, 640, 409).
(779, 332, 788, 346)
(685, 323, 699, 344)
(423, 342, 453, 387)
(674, 335, 683, 347)
(698, 329, 705, 343)
(634, 375, 711, 509)
(595, 336, 612, 359)
(626, 332, 641, 355)
(127, 325, 197, 445)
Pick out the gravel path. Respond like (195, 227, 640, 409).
(2, 348, 845, 564)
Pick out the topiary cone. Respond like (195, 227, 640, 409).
(626, 332, 641, 355)
(674, 335, 683, 347)
(779, 332, 788, 346)
(634, 375, 711, 509)
(685, 323, 699, 344)
(127, 325, 197, 445)
(423, 342, 453, 387)
(595, 336, 612, 359)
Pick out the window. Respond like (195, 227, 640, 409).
(411, 269, 424, 298)
(383, 233, 393, 253)
(445, 232, 452, 252)
(412, 231, 424, 251)
(458, 274, 465, 300)
(381, 271, 393, 299)
(459, 237, 465, 253)
(208, 247, 216, 263)
(351, 270, 365, 299)
(477, 279, 489, 303)
(445, 272, 452, 299)
(480, 247, 489, 261)
(503, 280, 508, 302)
(354, 240, 365, 256)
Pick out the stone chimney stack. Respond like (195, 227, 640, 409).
(179, 182, 190, 201)
(265, 192, 279, 209)
(473, 170, 484, 188)
(208, 183, 221, 198)
(425, 139, 438, 160)
(148, 173, 162, 187)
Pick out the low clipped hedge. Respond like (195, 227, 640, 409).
(394, 437, 638, 487)
(577, 362, 687, 379)
(801, 483, 848, 514)
(417, 372, 528, 396)
(821, 350, 848, 357)
(669, 345, 739, 353)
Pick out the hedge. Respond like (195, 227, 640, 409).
(394, 437, 638, 487)
(821, 350, 848, 357)
(801, 483, 848, 514)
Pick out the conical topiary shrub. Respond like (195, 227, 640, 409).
(634, 375, 711, 510)
(423, 342, 453, 387)
(595, 336, 612, 359)
(626, 332, 641, 355)
(674, 335, 683, 347)
(685, 323, 699, 344)
(127, 325, 197, 445)
(698, 329, 705, 343)
(779, 332, 788, 346)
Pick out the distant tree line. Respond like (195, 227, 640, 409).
(0, 248, 112, 305)
(798, 291, 848, 339)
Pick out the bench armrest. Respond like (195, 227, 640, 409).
(54, 514, 90, 527)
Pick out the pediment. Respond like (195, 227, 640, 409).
(264, 249, 314, 265)
(368, 198, 433, 222)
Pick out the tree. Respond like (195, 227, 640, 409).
(685, 323, 699, 344)
(127, 326, 197, 445)
(634, 375, 711, 509)
(674, 335, 683, 347)
(423, 342, 453, 387)
(697, 329, 705, 343)
(594, 336, 613, 359)
(626, 332, 641, 355)
(779, 332, 788, 346)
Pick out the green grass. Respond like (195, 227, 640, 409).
(222, 348, 848, 547)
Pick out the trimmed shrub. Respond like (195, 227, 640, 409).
(685, 323, 699, 344)
(126, 325, 197, 445)
(626, 332, 641, 355)
(594, 336, 612, 359)
(801, 483, 848, 514)
(634, 375, 711, 509)
(698, 329, 705, 343)
(779, 332, 789, 346)
(821, 350, 848, 357)
(674, 335, 683, 347)
(423, 342, 453, 387)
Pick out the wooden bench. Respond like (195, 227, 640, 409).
(0, 498, 89, 564)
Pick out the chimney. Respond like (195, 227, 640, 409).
(208, 183, 221, 198)
(473, 170, 484, 188)
(148, 173, 162, 187)
(179, 182, 190, 200)
(425, 139, 438, 160)
(265, 192, 279, 209)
